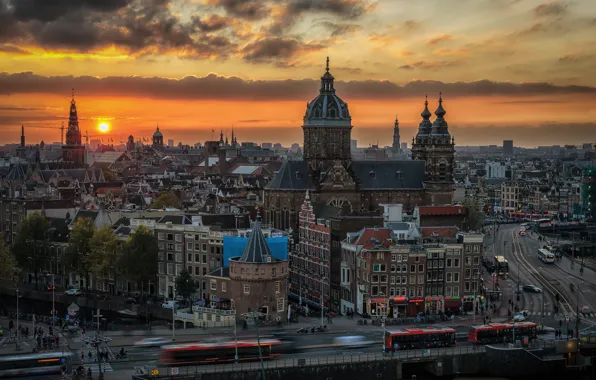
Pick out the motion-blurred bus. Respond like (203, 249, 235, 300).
(537, 248, 555, 264)
(468, 322, 537, 344)
(384, 327, 456, 351)
(0, 352, 72, 378)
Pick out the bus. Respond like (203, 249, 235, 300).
(468, 322, 537, 345)
(537, 248, 555, 264)
(384, 327, 456, 352)
(0, 352, 72, 378)
(494, 256, 509, 275)
(160, 339, 286, 366)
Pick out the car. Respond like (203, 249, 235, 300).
(581, 306, 590, 314)
(65, 288, 82, 296)
(513, 313, 526, 322)
(134, 337, 169, 347)
(522, 285, 542, 293)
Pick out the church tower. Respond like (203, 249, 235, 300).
(152, 125, 164, 149)
(392, 116, 400, 154)
(302, 57, 352, 170)
(411, 94, 456, 204)
(62, 89, 86, 167)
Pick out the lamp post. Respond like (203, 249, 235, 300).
(52, 274, 55, 329)
(231, 299, 238, 363)
(16, 289, 20, 351)
(172, 287, 176, 341)
(242, 311, 266, 380)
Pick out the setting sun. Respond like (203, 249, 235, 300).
(98, 122, 109, 133)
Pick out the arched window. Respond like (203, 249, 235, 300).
(328, 107, 337, 118)
(314, 106, 322, 118)
(438, 159, 448, 181)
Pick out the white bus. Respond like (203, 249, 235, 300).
(537, 248, 555, 264)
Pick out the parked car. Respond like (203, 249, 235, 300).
(522, 285, 541, 293)
(65, 288, 82, 296)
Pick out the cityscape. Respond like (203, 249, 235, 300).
(0, 1, 596, 380)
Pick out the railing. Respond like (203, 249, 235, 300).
(191, 306, 235, 315)
(149, 346, 485, 376)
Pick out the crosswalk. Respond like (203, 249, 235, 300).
(84, 363, 114, 373)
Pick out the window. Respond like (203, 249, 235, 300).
(447, 258, 452, 267)
(445, 286, 452, 296)
(195, 254, 200, 262)
(401, 265, 407, 272)
(391, 254, 396, 262)
(409, 288, 415, 297)
(410, 265, 416, 272)
(372, 274, 379, 283)
(380, 275, 387, 283)
(167, 233, 174, 241)
(187, 266, 192, 273)
(222, 282, 227, 292)
(453, 287, 459, 296)
(465, 268, 471, 279)
(187, 254, 192, 262)
(195, 267, 200, 275)
(464, 282, 470, 292)
(390, 288, 395, 296)
(473, 257, 480, 265)
(202, 255, 207, 264)
(277, 298, 285, 312)
(391, 276, 396, 284)
(466, 245, 472, 253)
(371, 286, 379, 296)
(454, 259, 460, 268)
(446, 272, 452, 282)
(391, 264, 396, 273)
(473, 245, 480, 253)
(272, 267, 276, 276)
(210, 279, 217, 291)
(187, 243, 193, 250)
(275, 281, 281, 293)
(175, 234, 182, 242)
(417, 286, 423, 297)
(376, 252, 384, 260)
(202, 244, 207, 251)
(465, 256, 471, 266)
(244, 284, 250, 294)
(158, 232, 165, 240)
(402, 276, 407, 284)
(453, 273, 460, 282)
(409, 275, 415, 284)
(373, 264, 386, 272)
(418, 264, 424, 272)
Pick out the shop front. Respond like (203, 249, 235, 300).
(370, 297, 388, 317)
(407, 297, 425, 316)
(444, 296, 462, 313)
(463, 295, 483, 313)
(389, 296, 408, 317)
(425, 296, 444, 314)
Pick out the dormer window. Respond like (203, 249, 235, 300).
(369, 170, 376, 179)
(295, 171, 301, 179)
(396, 170, 403, 180)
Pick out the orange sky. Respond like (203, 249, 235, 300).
(1, 0, 595, 147)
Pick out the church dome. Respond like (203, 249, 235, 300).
(304, 57, 351, 124)
(153, 126, 163, 138)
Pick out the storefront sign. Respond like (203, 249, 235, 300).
(408, 298, 424, 303)
(425, 296, 443, 301)
(444, 296, 460, 300)
(392, 296, 408, 303)
(370, 297, 387, 303)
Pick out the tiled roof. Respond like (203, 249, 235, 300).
(420, 226, 459, 238)
(352, 228, 393, 249)
(419, 206, 467, 216)
(238, 218, 272, 263)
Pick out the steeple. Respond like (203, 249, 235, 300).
(392, 115, 400, 151)
(416, 95, 432, 136)
(431, 93, 450, 136)
(20, 125, 25, 147)
(320, 56, 335, 95)
(225, 133, 229, 146)
(238, 212, 272, 263)
(219, 129, 224, 145)
(231, 128, 235, 146)
(66, 88, 82, 145)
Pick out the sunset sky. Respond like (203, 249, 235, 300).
(1, 0, 595, 147)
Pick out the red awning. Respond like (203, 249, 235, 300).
(371, 298, 387, 303)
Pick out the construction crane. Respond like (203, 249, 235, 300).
(25, 123, 66, 144)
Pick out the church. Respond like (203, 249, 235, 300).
(264, 58, 456, 231)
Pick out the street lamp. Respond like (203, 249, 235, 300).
(242, 311, 266, 380)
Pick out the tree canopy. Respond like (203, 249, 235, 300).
(0, 240, 18, 287)
(66, 217, 96, 288)
(86, 225, 119, 288)
(463, 199, 485, 232)
(152, 192, 181, 209)
(12, 213, 50, 290)
(175, 269, 196, 301)
(118, 225, 158, 292)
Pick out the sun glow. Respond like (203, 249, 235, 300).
(98, 122, 110, 132)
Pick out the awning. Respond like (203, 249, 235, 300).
(391, 296, 408, 304)
(370, 297, 387, 303)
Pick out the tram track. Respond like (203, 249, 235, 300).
(509, 229, 575, 317)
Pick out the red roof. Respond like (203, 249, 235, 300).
(355, 228, 392, 249)
(420, 226, 459, 238)
(419, 206, 467, 216)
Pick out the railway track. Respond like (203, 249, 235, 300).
(509, 229, 575, 317)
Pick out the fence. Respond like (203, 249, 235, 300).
(140, 345, 486, 377)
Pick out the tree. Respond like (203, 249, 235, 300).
(87, 225, 119, 292)
(12, 213, 50, 290)
(0, 240, 18, 286)
(66, 217, 96, 290)
(463, 199, 485, 232)
(175, 269, 196, 304)
(152, 192, 181, 209)
(119, 225, 158, 294)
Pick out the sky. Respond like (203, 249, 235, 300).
(0, 0, 596, 147)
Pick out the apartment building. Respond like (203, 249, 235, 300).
(459, 232, 484, 312)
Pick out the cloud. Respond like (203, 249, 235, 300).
(558, 53, 595, 63)
(206, 0, 270, 20)
(240, 37, 325, 64)
(0, 105, 64, 111)
(2, 72, 596, 102)
(399, 60, 463, 70)
(8, 0, 131, 22)
(0, 44, 31, 55)
(319, 21, 361, 37)
(192, 14, 234, 32)
(534, 2, 567, 18)
(427, 34, 453, 46)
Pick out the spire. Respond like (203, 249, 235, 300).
(66, 89, 81, 145)
(435, 92, 446, 118)
(238, 213, 272, 263)
(21, 125, 25, 147)
(431, 93, 450, 136)
(231, 127, 235, 145)
(320, 56, 335, 95)
(156, 123, 159, 132)
(392, 115, 400, 150)
(417, 95, 432, 136)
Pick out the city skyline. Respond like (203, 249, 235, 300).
(1, 0, 595, 147)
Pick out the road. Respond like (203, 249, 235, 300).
(490, 224, 596, 332)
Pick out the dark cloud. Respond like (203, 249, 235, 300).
(558, 53, 594, 63)
(0, 44, 31, 54)
(427, 34, 453, 46)
(7, 0, 131, 22)
(1, 72, 595, 102)
(269, 0, 371, 34)
(0, 105, 63, 111)
(206, 0, 270, 20)
(241, 37, 324, 63)
(319, 22, 361, 37)
(192, 14, 233, 32)
(534, 2, 567, 18)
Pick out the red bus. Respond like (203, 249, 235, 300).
(160, 339, 284, 366)
(384, 327, 456, 351)
(468, 322, 537, 344)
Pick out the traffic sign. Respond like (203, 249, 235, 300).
(171, 368, 179, 375)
